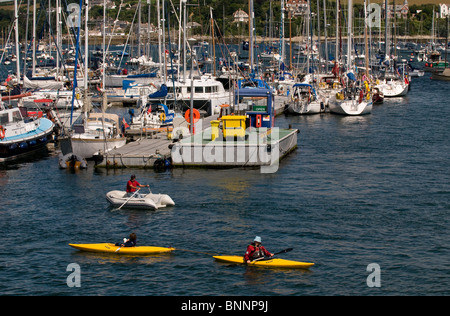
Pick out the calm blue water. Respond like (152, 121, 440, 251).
(0, 75, 449, 297)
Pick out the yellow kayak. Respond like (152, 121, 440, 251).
(213, 255, 314, 269)
(69, 243, 175, 255)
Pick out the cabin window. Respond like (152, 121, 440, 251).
(195, 87, 203, 94)
(205, 86, 212, 93)
(0, 114, 8, 125)
(12, 110, 22, 122)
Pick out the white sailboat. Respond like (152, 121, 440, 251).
(375, 73, 409, 97)
(67, 1, 126, 159)
(328, 0, 372, 116)
(375, 0, 409, 98)
(284, 83, 323, 115)
(70, 112, 126, 158)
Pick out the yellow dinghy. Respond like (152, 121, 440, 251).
(213, 255, 314, 269)
(69, 243, 175, 255)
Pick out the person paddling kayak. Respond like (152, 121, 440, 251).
(244, 236, 274, 263)
(115, 233, 137, 247)
(126, 174, 149, 198)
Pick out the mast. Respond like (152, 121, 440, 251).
(70, 0, 82, 126)
(83, 0, 89, 115)
(157, 0, 163, 77)
(335, 0, 339, 68)
(364, 0, 369, 77)
(102, 0, 106, 110)
(14, 0, 20, 82)
(323, 0, 328, 73)
(317, 0, 321, 71)
(347, 0, 352, 72)
(385, 0, 389, 58)
(210, 7, 216, 76)
(138, 0, 142, 57)
(56, 0, 61, 78)
(280, 0, 285, 68)
(182, 0, 187, 82)
(32, 0, 36, 76)
(147, 0, 151, 57)
(248, 0, 254, 74)
(307, 0, 310, 74)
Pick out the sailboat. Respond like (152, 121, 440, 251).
(65, 1, 126, 159)
(328, 0, 372, 115)
(431, 17, 450, 81)
(284, 83, 323, 115)
(375, 0, 409, 97)
(125, 88, 175, 135)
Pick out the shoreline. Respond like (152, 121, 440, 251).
(88, 34, 446, 46)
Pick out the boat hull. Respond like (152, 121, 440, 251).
(213, 255, 314, 269)
(106, 190, 175, 210)
(284, 100, 323, 115)
(69, 243, 175, 254)
(329, 98, 372, 115)
(431, 69, 450, 81)
(377, 82, 408, 97)
(70, 136, 126, 159)
(0, 117, 54, 163)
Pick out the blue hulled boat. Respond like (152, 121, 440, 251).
(0, 103, 54, 163)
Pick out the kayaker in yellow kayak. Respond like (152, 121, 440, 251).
(244, 236, 274, 263)
(115, 233, 137, 247)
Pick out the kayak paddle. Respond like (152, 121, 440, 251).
(115, 189, 139, 210)
(252, 248, 293, 262)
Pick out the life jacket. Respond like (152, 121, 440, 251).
(247, 243, 266, 260)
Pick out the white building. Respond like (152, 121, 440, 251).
(439, 3, 450, 18)
(233, 9, 249, 23)
(286, 0, 308, 17)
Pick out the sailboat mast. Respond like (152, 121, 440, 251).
(280, 0, 285, 68)
(32, 0, 36, 76)
(347, 0, 352, 72)
(157, 0, 163, 77)
(364, 0, 369, 77)
(385, 0, 389, 57)
(323, 0, 328, 73)
(14, 0, 20, 82)
(248, 0, 254, 74)
(335, 0, 339, 68)
(85, 0, 89, 93)
(182, 0, 186, 82)
(210, 7, 216, 76)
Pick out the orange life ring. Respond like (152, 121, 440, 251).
(184, 109, 200, 123)
(0, 126, 5, 139)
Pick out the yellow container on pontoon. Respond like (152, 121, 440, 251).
(221, 115, 246, 138)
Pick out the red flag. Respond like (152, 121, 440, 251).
(122, 117, 129, 129)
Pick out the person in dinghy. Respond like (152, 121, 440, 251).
(126, 174, 150, 198)
(244, 236, 274, 263)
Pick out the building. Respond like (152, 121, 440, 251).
(382, 0, 409, 19)
(286, 0, 308, 17)
(233, 9, 249, 23)
(439, 3, 450, 18)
